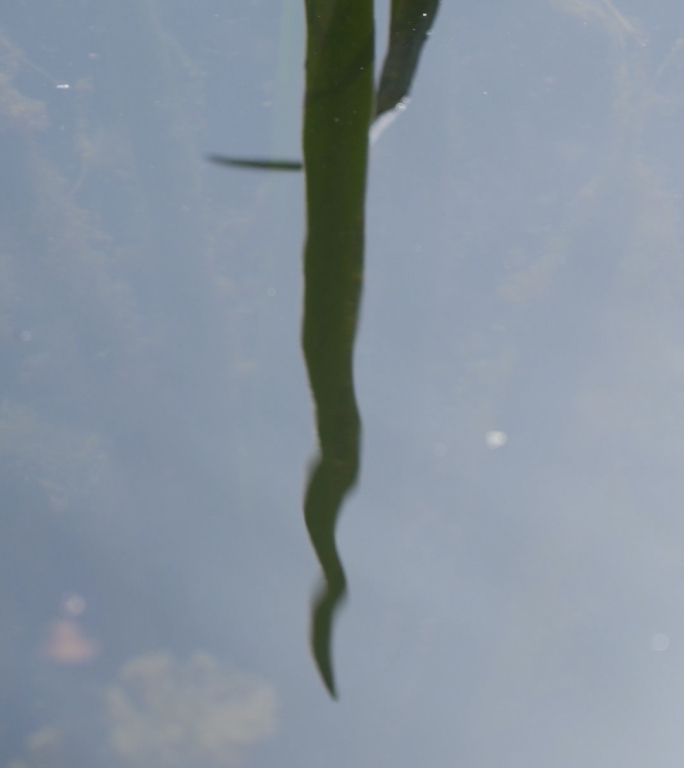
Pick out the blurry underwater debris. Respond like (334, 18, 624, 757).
(106, 651, 277, 768)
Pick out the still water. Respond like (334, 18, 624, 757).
(3, 0, 684, 765)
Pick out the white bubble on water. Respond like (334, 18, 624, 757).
(19, 330, 31, 341)
(63, 593, 86, 617)
(485, 430, 507, 449)
(651, 633, 670, 651)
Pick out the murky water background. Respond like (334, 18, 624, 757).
(3, 1, 684, 766)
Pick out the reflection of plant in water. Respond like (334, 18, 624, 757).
(106, 652, 277, 768)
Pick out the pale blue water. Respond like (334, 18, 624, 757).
(3, 1, 684, 766)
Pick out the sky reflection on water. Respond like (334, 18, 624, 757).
(4, 1, 684, 767)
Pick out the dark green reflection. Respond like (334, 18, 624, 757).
(374, 0, 441, 119)
(206, 154, 303, 171)
(209, 0, 439, 698)
(208, 0, 440, 170)
(301, 0, 374, 699)
(301, 0, 439, 699)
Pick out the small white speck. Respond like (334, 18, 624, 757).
(483, 91, 488, 95)
(485, 430, 507, 449)
(63, 594, 86, 616)
(651, 633, 670, 651)
(19, 330, 31, 342)
(56, 83, 70, 89)
(266, 287, 276, 297)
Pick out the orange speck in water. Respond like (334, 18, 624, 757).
(43, 619, 100, 665)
